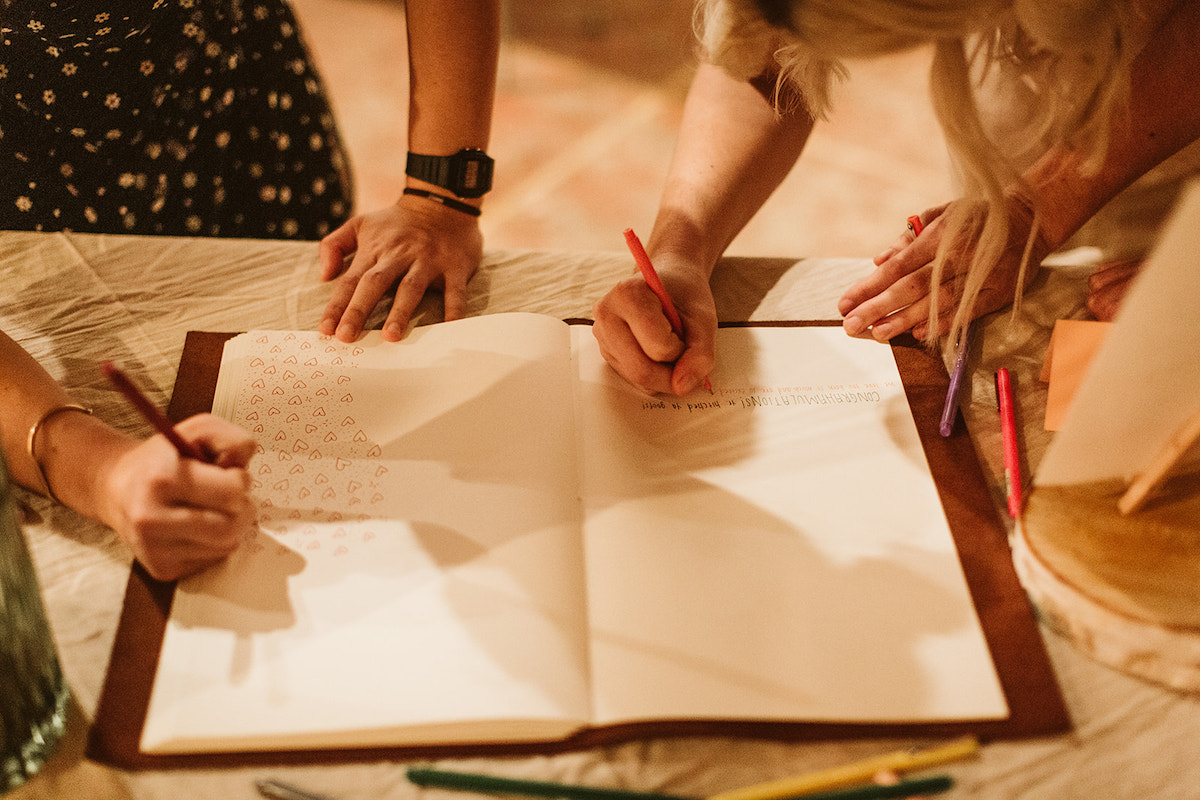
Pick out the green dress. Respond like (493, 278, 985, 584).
(0, 0, 354, 239)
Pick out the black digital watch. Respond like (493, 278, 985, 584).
(405, 148, 494, 199)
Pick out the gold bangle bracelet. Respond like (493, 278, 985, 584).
(26, 404, 93, 503)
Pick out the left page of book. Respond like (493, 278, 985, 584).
(141, 314, 594, 753)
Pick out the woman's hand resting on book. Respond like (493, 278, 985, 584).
(317, 197, 484, 344)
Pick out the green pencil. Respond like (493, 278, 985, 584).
(406, 767, 692, 800)
(405, 768, 952, 800)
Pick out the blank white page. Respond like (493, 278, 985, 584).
(573, 325, 1007, 724)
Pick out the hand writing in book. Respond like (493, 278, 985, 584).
(97, 414, 257, 582)
(317, 198, 483, 343)
(592, 252, 717, 396)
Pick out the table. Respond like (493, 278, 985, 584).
(3, 231, 1198, 800)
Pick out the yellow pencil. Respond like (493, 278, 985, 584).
(706, 736, 979, 800)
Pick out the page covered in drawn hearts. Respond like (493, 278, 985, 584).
(141, 314, 593, 753)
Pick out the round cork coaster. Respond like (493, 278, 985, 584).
(1014, 469, 1200, 692)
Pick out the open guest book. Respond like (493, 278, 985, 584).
(88, 313, 1066, 769)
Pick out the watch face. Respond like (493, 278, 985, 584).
(462, 159, 484, 192)
(453, 150, 493, 198)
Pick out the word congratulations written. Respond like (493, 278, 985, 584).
(641, 385, 884, 414)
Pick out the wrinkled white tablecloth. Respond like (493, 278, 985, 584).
(3, 231, 1198, 800)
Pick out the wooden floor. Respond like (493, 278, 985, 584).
(289, 0, 955, 259)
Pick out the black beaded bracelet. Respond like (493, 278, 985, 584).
(402, 187, 482, 217)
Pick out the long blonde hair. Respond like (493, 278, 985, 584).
(697, 0, 1138, 347)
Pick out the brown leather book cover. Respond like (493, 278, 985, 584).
(87, 325, 1068, 770)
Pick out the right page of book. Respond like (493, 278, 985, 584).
(571, 325, 1008, 724)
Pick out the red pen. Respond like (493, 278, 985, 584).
(622, 228, 712, 393)
(995, 368, 1022, 518)
(101, 361, 208, 461)
(907, 214, 925, 237)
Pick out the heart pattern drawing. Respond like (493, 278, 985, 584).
(230, 332, 390, 558)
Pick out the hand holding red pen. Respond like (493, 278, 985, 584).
(592, 230, 717, 396)
(97, 362, 258, 580)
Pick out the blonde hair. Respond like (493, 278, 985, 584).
(698, 0, 1137, 347)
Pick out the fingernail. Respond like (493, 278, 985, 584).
(673, 370, 701, 396)
(873, 323, 896, 341)
(318, 318, 336, 335)
(843, 315, 865, 335)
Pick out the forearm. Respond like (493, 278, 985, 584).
(0, 332, 132, 518)
(404, 0, 500, 204)
(1026, 0, 1200, 248)
(648, 62, 815, 274)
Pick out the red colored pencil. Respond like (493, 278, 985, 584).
(624, 228, 684, 336)
(622, 228, 712, 393)
(995, 368, 1022, 518)
(101, 361, 207, 461)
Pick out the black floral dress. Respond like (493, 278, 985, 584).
(0, 0, 354, 239)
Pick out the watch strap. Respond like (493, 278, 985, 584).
(405, 149, 493, 198)
(402, 187, 481, 217)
